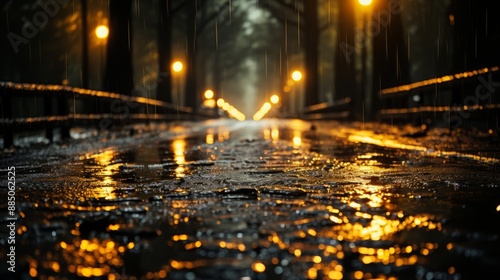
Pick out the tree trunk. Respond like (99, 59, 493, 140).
(335, 0, 358, 120)
(303, 0, 319, 108)
(184, 0, 197, 113)
(104, 0, 133, 96)
(157, 0, 173, 105)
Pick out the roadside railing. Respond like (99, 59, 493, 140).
(378, 66, 500, 129)
(0, 82, 215, 148)
(301, 97, 352, 121)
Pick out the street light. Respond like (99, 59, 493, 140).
(172, 61, 184, 73)
(291, 70, 303, 82)
(171, 61, 184, 108)
(358, 0, 373, 6)
(270, 94, 280, 104)
(95, 25, 109, 39)
(204, 89, 214, 99)
(95, 25, 108, 89)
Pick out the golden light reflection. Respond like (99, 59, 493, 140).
(271, 128, 279, 142)
(251, 261, 266, 273)
(263, 129, 271, 140)
(293, 131, 302, 148)
(85, 150, 120, 199)
(343, 128, 500, 164)
(206, 133, 214, 144)
(57, 238, 127, 278)
(172, 139, 187, 178)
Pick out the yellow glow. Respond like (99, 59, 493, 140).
(294, 248, 302, 257)
(172, 61, 184, 73)
(95, 25, 109, 39)
(202, 99, 216, 108)
(271, 128, 279, 141)
(313, 255, 322, 263)
(217, 98, 225, 107)
(204, 89, 214, 99)
(358, 0, 373, 6)
(59, 238, 124, 278)
(173, 139, 186, 165)
(291, 70, 303, 81)
(263, 102, 272, 111)
(253, 102, 273, 121)
(381, 66, 499, 95)
(86, 150, 120, 198)
(328, 271, 343, 280)
(292, 136, 302, 148)
(206, 133, 214, 144)
(308, 267, 318, 279)
(172, 139, 187, 178)
(252, 262, 266, 273)
(270, 94, 280, 104)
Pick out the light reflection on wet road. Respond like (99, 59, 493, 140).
(1, 119, 500, 279)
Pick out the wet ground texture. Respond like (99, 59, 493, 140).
(1, 119, 500, 280)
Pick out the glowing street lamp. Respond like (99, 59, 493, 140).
(270, 94, 280, 104)
(291, 70, 303, 82)
(95, 25, 109, 39)
(172, 61, 184, 73)
(204, 89, 214, 99)
(358, 0, 373, 6)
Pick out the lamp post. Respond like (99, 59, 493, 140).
(172, 61, 184, 108)
(356, 0, 373, 121)
(290, 70, 303, 116)
(95, 25, 109, 88)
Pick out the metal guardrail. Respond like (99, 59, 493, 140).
(378, 66, 500, 127)
(1, 82, 215, 148)
(301, 97, 352, 120)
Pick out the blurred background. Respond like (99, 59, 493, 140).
(1, 0, 499, 123)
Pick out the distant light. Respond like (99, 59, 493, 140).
(262, 102, 272, 111)
(412, 95, 421, 102)
(270, 94, 280, 104)
(202, 99, 216, 108)
(172, 61, 183, 73)
(291, 70, 303, 82)
(204, 89, 214, 99)
(358, 0, 372, 6)
(95, 25, 109, 39)
(217, 98, 225, 107)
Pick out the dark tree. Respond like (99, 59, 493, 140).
(157, 0, 173, 105)
(372, 0, 409, 120)
(258, 0, 321, 109)
(184, 0, 197, 110)
(450, 0, 500, 72)
(302, 0, 319, 107)
(104, 0, 134, 96)
(334, 0, 356, 101)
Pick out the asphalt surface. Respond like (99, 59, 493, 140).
(1, 118, 500, 280)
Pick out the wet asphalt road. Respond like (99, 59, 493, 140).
(1, 118, 500, 280)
